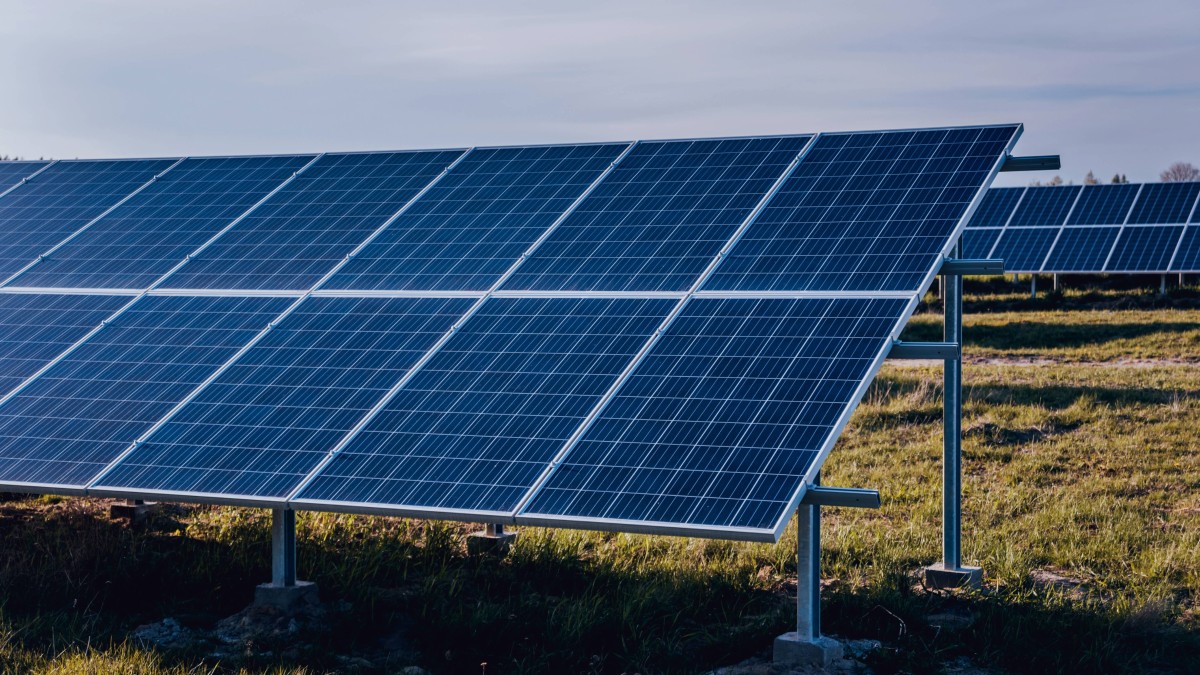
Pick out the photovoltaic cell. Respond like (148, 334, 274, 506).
(502, 137, 810, 292)
(1066, 184, 1139, 225)
(1171, 227, 1200, 271)
(704, 125, 1018, 292)
(0, 293, 129, 398)
(94, 297, 473, 498)
(966, 187, 1022, 228)
(0, 161, 49, 193)
(961, 228, 1002, 259)
(1006, 185, 1080, 227)
(296, 296, 675, 515)
(160, 151, 464, 290)
(521, 296, 908, 534)
(1105, 226, 1184, 271)
(1043, 227, 1121, 272)
(322, 144, 628, 291)
(989, 227, 1059, 272)
(9, 155, 314, 289)
(1127, 183, 1200, 224)
(0, 295, 290, 487)
(0, 159, 176, 281)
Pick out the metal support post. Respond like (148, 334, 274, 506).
(1030, 274, 1037, 299)
(774, 473, 843, 666)
(1053, 274, 1058, 292)
(468, 521, 517, 555)
(271, 509, 297, 587)
(924, 241, 982, 589)
(1160, 274, 1167, 296)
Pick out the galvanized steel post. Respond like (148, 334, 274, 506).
(943, 242, 963, 570)
(271, 509, 297, 587)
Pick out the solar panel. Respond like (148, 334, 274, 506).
(966, 187, 1023, 228)
(294, 296, 675, 516)
(7, 155, 314, 290)
(1006, 185, 1080, 227)
(1105, 225, 1185, 272)
(1171, 227, 1200, 272)
(961, 228, 1002, 259)
(1066, 184, 1139, 225)
(501, 137, 810, 292)
(0, 159, 176, 281)
(0, 125, 1023, 542)
(989, 227, 1060, 272)
(1043, 226, 1121, 272)
(1127, 183, 1200, 224)
(704, 126, 1019, 292)
(92, 296, 473, 500)
(323, 144, 628, 291)
(0, 293, 130, 398)
(0, 161, 50, 194)
(159, 151, 466, 291)
(0, 295, 290, 488)
(519, 297, 909, 535)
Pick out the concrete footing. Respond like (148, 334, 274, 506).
(109, 500, 158, 524)
(773, 632, 844, 667)
(253, 580, 320, 614)
(924, 563, 983, 590)
(467, 528, 517, 556)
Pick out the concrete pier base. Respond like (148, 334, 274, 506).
(109, 499, 158, 524)
(924, 563, 983, 590)
(467, 523, 517, 556)
(253, 580, 320, 614)
(772, 632, 844, 667)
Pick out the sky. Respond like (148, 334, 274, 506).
(2, 1, 1197, 186)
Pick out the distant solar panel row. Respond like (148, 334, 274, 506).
(0, 125, 1020, 541)
(965, 182, 1200, 272)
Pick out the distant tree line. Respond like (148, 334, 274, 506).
(1030, 162, 1197, 186)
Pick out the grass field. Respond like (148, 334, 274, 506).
(1, 283, 1197, 674)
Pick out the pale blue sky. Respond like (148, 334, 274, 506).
(2, 1, 1197, 185)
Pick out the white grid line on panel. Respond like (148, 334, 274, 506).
(1038, 184, 1086, 272)
(1102, 183, 1146, 272)
(984, 186, 1028, 259)
(0, 160, 57, 200)
(1166, 187, 1200, 271)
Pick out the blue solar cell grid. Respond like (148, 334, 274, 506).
(502, 137, 810, 292)
(1127, 183, 1200, 224)
(522, 296, 908, 533)
(1066, 184, 1139, 225)
(1043, 227, 1121, 272)
(990, 227, 1060, 272)
(704, 125, 1019, 293)
(0, 293, 129, 398)
(0, 161, 49, 193)
(966, 187, 1022, 228)
(0, 295, 290, 487)
(323, 144, 628, 292)
(296, 296, 675, 514)
(9, 155, 314, 289)
(1106, 226, 1184, 271)
(95, 296, 473, 499)
(1006, 185, 1080, 227)
(0, 159, 176, 281)
(961, 228, 1002, 259)
(161, 151, 465, 291)
(1171, 227, 1200, 271)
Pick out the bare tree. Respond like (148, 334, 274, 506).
(1084, 171, 1099, 185)
(1161, 162, 1200, 182)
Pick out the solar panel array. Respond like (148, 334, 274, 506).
(966, 182, 1200, 273)
(0, 125, 1020, 541)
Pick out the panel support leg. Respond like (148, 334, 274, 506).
(774, 474, 843, 666)
(468, 521, 518, 556)
(1160, 274, 1167, 296)
(254, 509, 319, 612)
(1053, 274, 1058, 292)
(925, 241, 982, 590)
(109, 498, 158, 523)
(1030, 274, 1037, 299)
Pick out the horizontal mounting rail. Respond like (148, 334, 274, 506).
(800, 486, 880, 509)
(999, 154, 1061, 172)
(888, 340, 959, 360)
(940, 258, 1004, 276)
